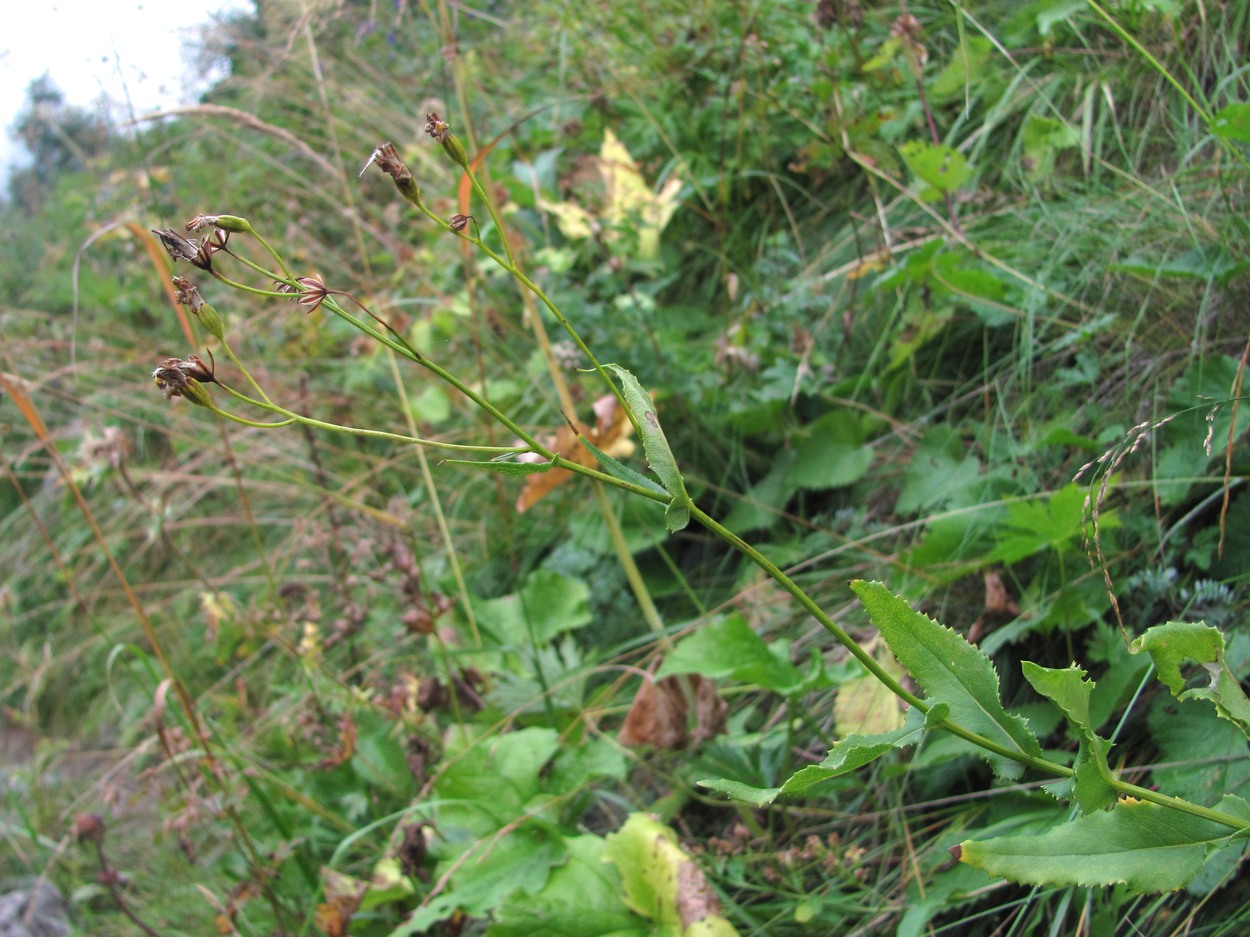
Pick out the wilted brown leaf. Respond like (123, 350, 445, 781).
(618, 675, 688, 749)
(676, 858, 722, 929)
(967, 570, 1021, 644)
(618, 673, 726, 749)
(691, 674, 728, 745)
(314, 869, 366, 937)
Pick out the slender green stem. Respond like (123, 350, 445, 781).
(591, 481, 668, 642)
(385, 347, 482, 648)
(1112, 778, 1250, 832)
(437, 174, 642, 439)
(212, 381, 529, 454)
(217, 336, 275, 405)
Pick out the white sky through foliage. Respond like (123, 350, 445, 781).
(0, 0, 250, 177)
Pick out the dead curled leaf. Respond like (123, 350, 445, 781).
(314, 869, 366, 937)
(967, 570, 1021, 644)
(516, 394, 635, 513)
(676, 858, 721, 929)
(618, 673, 726, 750)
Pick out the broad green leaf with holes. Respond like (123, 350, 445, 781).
(1213, 103, 1250, 143)
(1131, 621, 1250, 739)
(898, 140, 972, 199)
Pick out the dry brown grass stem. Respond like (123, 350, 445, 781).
(129, 105, 341, 178)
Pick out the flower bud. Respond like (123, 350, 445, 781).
(196, 302, 225, 340)
(73, 812, 106, 844)
(210, 214, 251, 233)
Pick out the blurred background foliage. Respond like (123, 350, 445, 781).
(3, 0, 1250, 934)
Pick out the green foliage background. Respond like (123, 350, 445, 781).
(3, 0, 1250, 934)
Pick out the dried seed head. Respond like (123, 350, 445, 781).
(448, 213, 473, 233)
(73, 812, 106, 844)
(891, 13, 921, 40)
(424, 112, 469, 169)
(172, 276, 203, 311)
(153, 353, 216, 407)
(170, 277, 224, 337)
(424, 112, 450, 144)
(362, 142, 421, 204)
(152, 228, 214, 271)
(295, 274, 331, 314)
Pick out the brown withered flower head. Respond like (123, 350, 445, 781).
(171, 276, 204, 312)
(448, 213, 474, 234)
(424, 113, 469, 169)
(152, 228, 215, 271)
(361, 142, 421, 203)
(424, 113, 450, 144)
(275, 274, 334, 314)
(153, 353, 217, 405)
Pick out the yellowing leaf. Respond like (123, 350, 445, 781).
(535, 196, 596, 240)
(537, 129, 685, 261)
(833, 641, 906, 736)
(599, 129, 684, 259)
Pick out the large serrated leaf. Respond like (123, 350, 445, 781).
(851, 580, 1043, 780)
(1131, 621, 1250, 738)
(605, 365, 691, 532)
(1021, 662, 1117, 812)
(957, 795, 1250, 892)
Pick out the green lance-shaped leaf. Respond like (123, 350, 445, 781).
(577, 435, 668, 496)
(1131, 620, 1250, 739)
(605, 364, 691, 532)
(1022, 662, 1117, 812)
(957, 795, 1250, 893)
(443, 456, 558, 477)
(851, 580, 1043, 780)
(700, 708, 926, 806)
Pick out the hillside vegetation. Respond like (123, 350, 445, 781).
(3, 1, 1250, 934)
